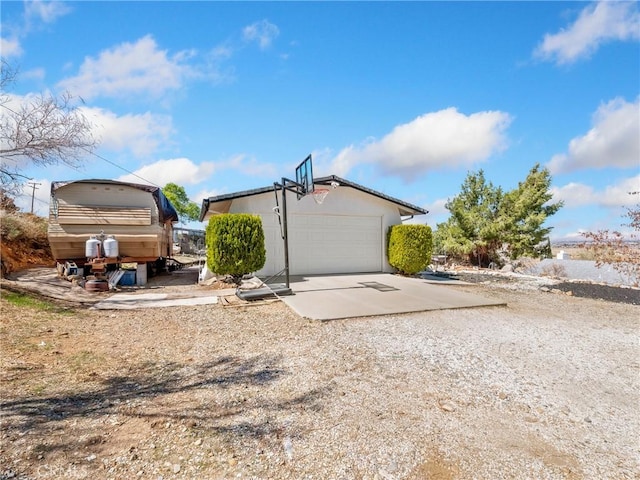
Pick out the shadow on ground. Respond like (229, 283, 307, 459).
(1, 354, 329, 455)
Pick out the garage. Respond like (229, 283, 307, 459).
(199, 175, 428, 276)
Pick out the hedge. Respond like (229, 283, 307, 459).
(206, 214, 266, 277)
(387, 224, 433, 275)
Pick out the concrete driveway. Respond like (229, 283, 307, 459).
(280, 273, 506, 321)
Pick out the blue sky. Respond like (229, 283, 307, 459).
(2, 1, 639, 240)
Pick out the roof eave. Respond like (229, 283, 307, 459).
(314, 175, 428, 216)
(200, 175, 429, 219)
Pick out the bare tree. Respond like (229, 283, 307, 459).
(581, 192, 640, 286)
(0, 59, 97, 195)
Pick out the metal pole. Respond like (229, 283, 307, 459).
(281, 178, 290, 288)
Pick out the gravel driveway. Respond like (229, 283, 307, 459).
(1, 280, 638, 479)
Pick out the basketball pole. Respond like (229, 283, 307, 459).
(274, 177, 298, 289)
(281, 177, 291, 289)
(273, 154, 313, 291)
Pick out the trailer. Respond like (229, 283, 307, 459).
(48, 179, 179, 284)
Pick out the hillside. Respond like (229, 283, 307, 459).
(0, 210, 54, 277)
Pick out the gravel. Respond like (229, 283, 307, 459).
(1, 278, 639, 479)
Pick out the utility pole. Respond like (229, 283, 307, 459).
(27, 182, 41, 214)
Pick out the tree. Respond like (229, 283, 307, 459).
(581, 193, 639, 286)
(434, 169, 504, 267)
(434, 165, 562, 267)
(500, 164, 562, 259)
(0, 59, 96, 195)
(162, 183, 200, 224)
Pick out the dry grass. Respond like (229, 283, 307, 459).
(539, 262, 568, 279)
(0, 211, 48, 242)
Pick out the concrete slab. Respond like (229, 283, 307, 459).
(93, 291, 223, 310)
(280, 273, 505, 321)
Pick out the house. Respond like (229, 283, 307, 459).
(48, 179, 178, 268)
(199, 175, 428, 276)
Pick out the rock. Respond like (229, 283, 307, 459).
(440, 401, 455, 412)
(173, 464, 181, 473)
(194, 438, 202, 446)
(501, 264, 514, 273)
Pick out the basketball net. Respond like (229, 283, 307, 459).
(312, 188, 330, 204)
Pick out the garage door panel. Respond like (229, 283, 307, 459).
(289, 214, 382, 274)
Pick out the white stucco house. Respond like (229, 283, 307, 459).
(199, 175, 428, 276)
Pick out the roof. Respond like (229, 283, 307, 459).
(199, 175, 428, 221)
(51, 179, 179, 224)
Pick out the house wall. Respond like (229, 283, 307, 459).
(225, 186, 403, 276)
(48, 182, 172, 262)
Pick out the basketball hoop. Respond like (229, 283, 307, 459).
(312, 188, 330, 204)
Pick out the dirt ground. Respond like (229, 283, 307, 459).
(1, 272, 639, 480)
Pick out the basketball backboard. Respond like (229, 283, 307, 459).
(294, 154, 314, 200)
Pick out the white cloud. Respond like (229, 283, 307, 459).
(57, 35, 197, 100)
(117, 158, 216, 187)
(219, 154, 277, 177)
(331, 108, 512, 181)
(0, 93, 171, 162)
(548, 97, 640, 174)
(550, 182, 595, 208)
(195, 187, 225, 201)
(0, 37, 22, 58)
(601, 175, 640, 208)
(83, 107, 174, 157)
(551, 175, 639, 209)
(114, 154, 275, 191)
(243, 20, 280, 50)
(22, 67, 46, 81)
(25, 0, 71, 24)
(1, 1, 70, 60)
(535, 1, 640, 65)
(425, 198, 449, 217)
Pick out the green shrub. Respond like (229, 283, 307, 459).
(387, 224, 433, 275)
(206, 214, 266, 280)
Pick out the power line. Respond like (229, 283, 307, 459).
(81, 148, 159, 187)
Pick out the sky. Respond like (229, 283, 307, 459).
(2, 0, 639, 240)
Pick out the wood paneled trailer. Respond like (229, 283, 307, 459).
(48, 179, 179, 281)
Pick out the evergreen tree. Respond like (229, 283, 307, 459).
(435, 170, 503, 267)
(500, 164, 562, 259)
(434, 165, 562, 266)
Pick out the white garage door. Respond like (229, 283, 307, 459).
(288, 214, 382, 275)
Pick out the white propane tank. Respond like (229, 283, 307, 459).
(86, 236, 102, 259)
(103, 235, 119, 258)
